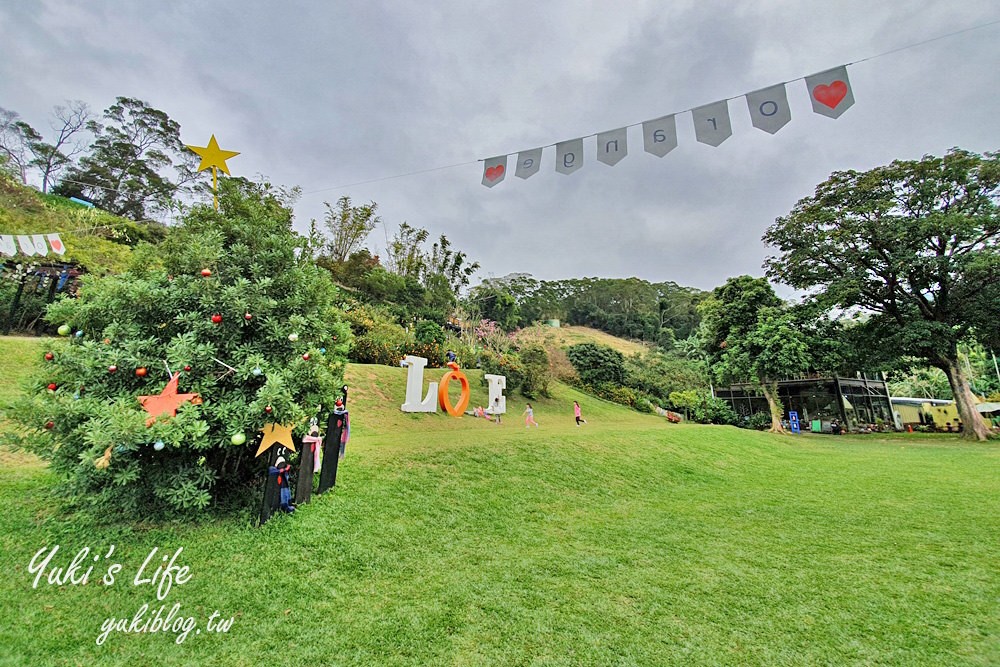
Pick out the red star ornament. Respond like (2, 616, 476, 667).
(256, 423, 296, 457)
(138, 373, 200, 428)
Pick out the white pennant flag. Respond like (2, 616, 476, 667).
(555, 138, 584, 175)
(642, 115, 678, 157)
(746, 83, 791, 134)
(596, 127, 627, 166)
(515, 148, 542, 179)
(32, 234, 49, 256)
(481, 155, 507, 188)
(46, 233, 67, 255)
(17, 235, 40, 256)
(692, 100, 732, 147)
(805, 65, 854, 119)
(0, 235, 16, 256)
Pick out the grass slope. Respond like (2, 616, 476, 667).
(0, 343, 998, 665)
(516, 324, 651, 357)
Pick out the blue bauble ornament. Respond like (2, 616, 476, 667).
(153, 440, 165, 451)
(75, 330, 84, 338)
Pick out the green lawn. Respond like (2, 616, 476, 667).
(1, 338, 997, 665)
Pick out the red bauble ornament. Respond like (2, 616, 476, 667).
(45, 421, 54, 430)
(302, 353, 311, 361)
(201, 268, 212, 277)
(264, 405, 273, 414)
(108, 365, 118, 374)
(44, 352, 54, 361)
(244, 312, 253, 321)
(47, 383, 57, 391)
(103, 338, 111, 345)
(135, 367, 148, 377)
(183, 365, 192, 372)
(211, 314, 223, 324)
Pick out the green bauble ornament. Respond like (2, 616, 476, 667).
(57, 324, 71, 336)
(231, 433, 247, 446)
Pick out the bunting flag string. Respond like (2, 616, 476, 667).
(0, 233, 67, 258)
(481, 64, 856, 186)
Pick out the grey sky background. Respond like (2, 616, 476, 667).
(1, 1, 997, 293)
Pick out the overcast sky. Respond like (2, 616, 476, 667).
(2, 1, 997, 293)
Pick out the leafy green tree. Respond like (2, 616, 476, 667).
(384, 222, 429, 279)
(764, 148, 999, 441)
(7, 177, 351, 517)
(427, 235, 480, 294)
(468, 281, 519, 331)
(701, 276, 810, 433)
(322, 195, 379, 262)
(54, 97, 201, 221)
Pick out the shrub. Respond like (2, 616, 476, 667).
(746, 412, 772, 430)
(567, 343, 625, 385)
(519, 344, 551, 398)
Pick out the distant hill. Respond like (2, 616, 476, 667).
(514, 323, 650, 357)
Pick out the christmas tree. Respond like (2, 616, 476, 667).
(9, 178, 351, 517)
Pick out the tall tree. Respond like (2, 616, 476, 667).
(700, 276, 810, 433)
(383, 222, 429, 279)
(427, 234, 480, 294)
(322, 195, 379, 262)
(29, 101, 92, 193)
(764, 148, 999, 441)
(54, 97, 200, 220)
(0, 107, 41, 184)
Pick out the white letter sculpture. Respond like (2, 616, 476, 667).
(401, 355, 438, 412)
(484, 374, 507, 415)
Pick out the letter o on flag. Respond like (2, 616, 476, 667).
(437, 363, 471, 417)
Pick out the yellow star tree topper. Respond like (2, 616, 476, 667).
(185, 134, 240, 211)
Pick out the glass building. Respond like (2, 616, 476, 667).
(716, 375, 895, 433)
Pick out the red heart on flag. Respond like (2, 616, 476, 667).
(813, 81, 847, 109)
(50, 239, 63, 252)
(485, 165, 505, 181)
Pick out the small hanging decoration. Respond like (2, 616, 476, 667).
(264, 405, 273, 414)
(44, 420, 54, 429)
(252, 367, 263, 376)
(47, 383, 57, 391)
(244, 312, 253, 321)
(288, 333, 299, 342)
(153, 440, 165, 451)
(135, 367, 147, 377)
(108, 365, 118, 373)
(183, 365, 192, 371)
(231, 433, 247, 445)
(75, 330, 84, 338)
(201, 268, 212, 277)
(44, 352, 54, 361)
(57, 324, 71, 336)
(211, 314, 223, 324)
(302, 353, 310, 361)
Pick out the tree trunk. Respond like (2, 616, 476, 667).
(760, 381, 786, 434)
(938, 356, 991, 441)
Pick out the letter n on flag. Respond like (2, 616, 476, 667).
(46, 233, 66, 255)
(482, 156, 507, 188)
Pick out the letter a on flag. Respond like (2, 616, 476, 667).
(805, 65, 854, 119)
(482, 156, 507, 188)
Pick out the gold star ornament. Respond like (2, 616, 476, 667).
(256, 423, 296, 457)
(186, 134, 240, 175)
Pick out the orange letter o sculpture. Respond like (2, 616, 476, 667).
(438, 362, 471, 417)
